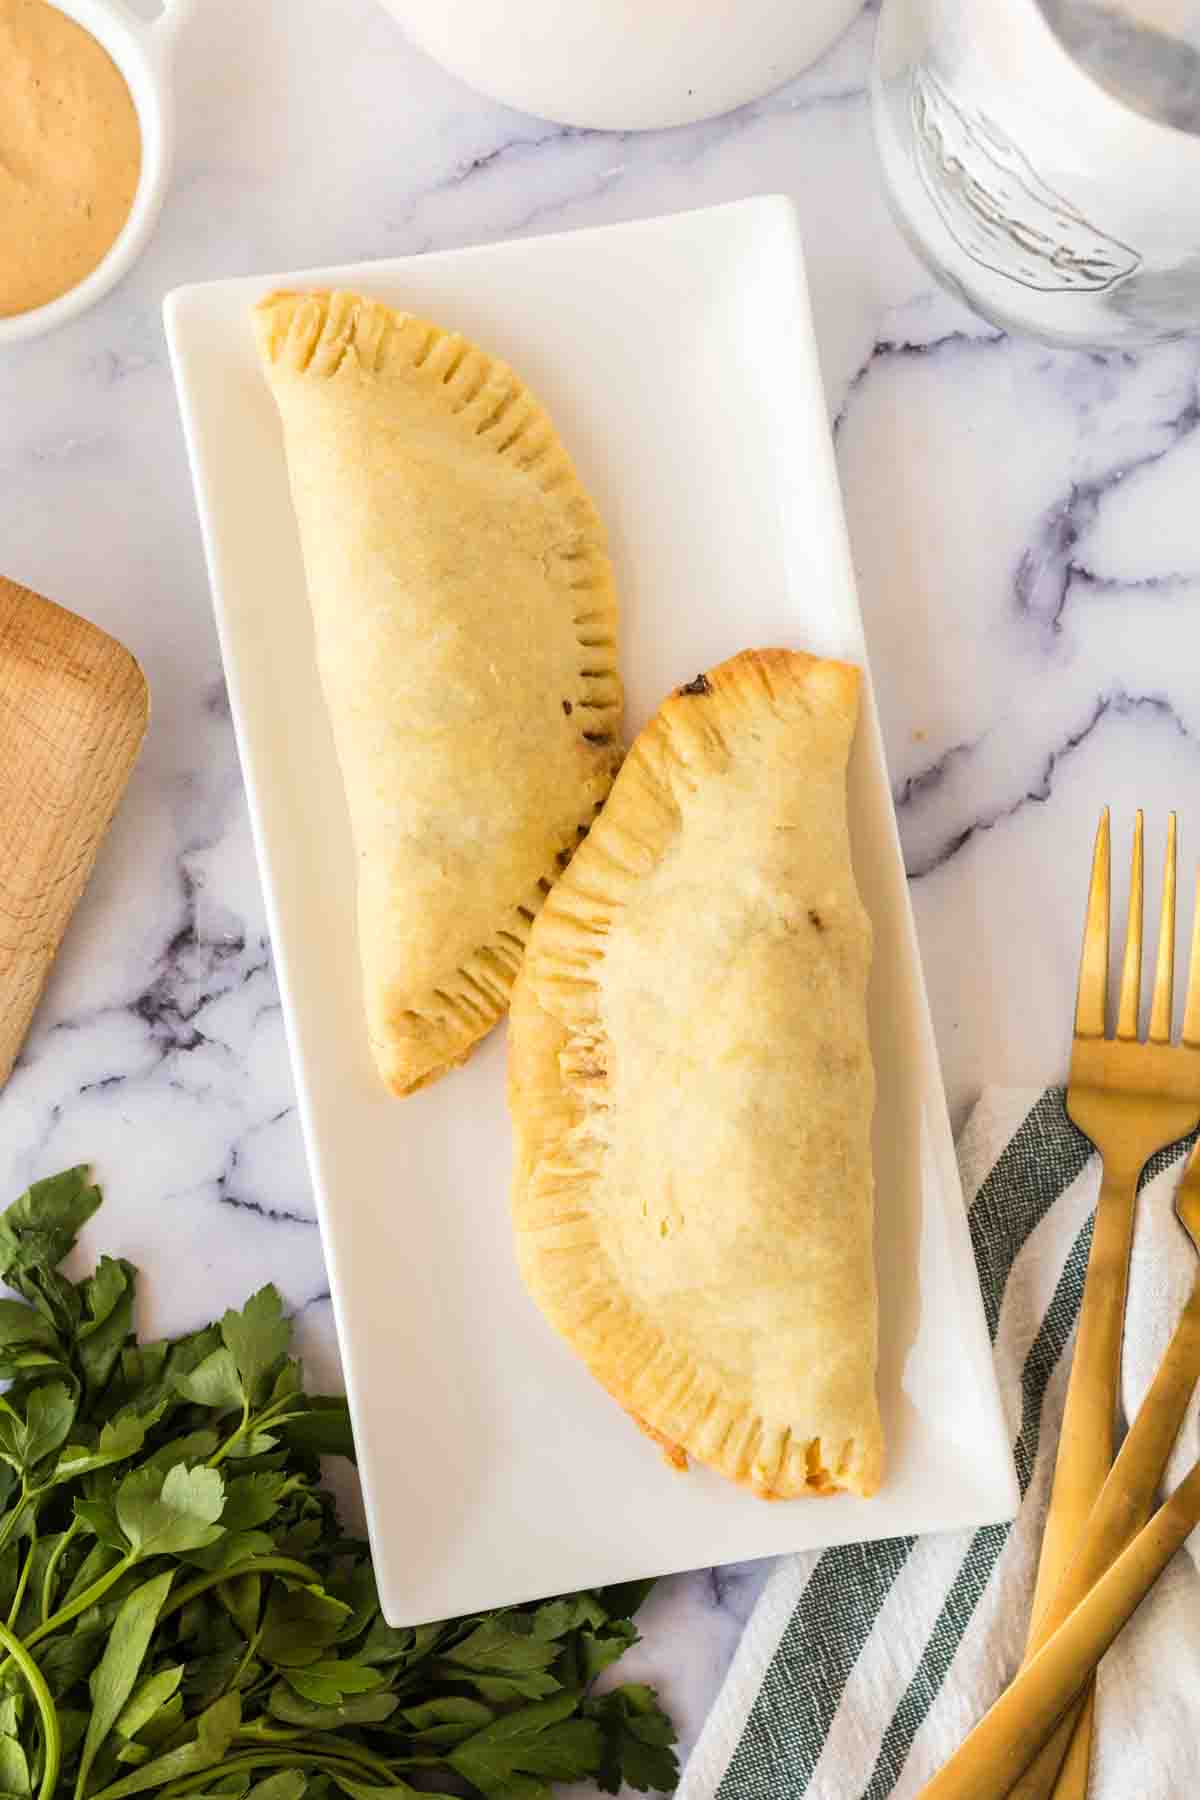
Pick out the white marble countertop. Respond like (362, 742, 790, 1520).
(3, 0, 1199, 1784)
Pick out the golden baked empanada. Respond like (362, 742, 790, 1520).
(508, 649, 880, 1499)
(255, 291, 622, 1095)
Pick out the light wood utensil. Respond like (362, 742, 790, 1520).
(0, 576, 148, 1087)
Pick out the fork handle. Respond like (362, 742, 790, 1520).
(917, 1456, 1200, 1800)
(1028, 1160, 1141, 1635)
(1006, 1273, 1200, 1799)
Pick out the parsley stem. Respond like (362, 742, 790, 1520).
(21, 1552, 136, 1651)
(158, 1557, 320, 1622)
(208, 1394, 305, 1471)
(0, 1488, 29, 1560)
(219, 1620, 262, 1700)
(207, 1400, 254, 1471)
(40, 1515, 80, 1624)
(153, 1750, 406, 1798)
(7, 1520, 38, 1628)
(0, 1620, 60, 1800)
(0, 1553, 137, 1720)
(237, 1725, 398, 1779)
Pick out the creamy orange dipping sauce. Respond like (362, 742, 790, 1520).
(0, 0, 141, 318)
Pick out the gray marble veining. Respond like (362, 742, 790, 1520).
(2, 0, 1199, 1783)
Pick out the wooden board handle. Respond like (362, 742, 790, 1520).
(0, 576, 149, 1087)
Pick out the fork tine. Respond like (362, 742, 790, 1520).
(1182, 862, 1200, 1048)
(1149, 813, 1178, 1044)
(1075, 808, 1110, 1040)
(1116, 811, 1144, 1041)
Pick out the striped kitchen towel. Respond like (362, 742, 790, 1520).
(679, 1088, 1200, 1800)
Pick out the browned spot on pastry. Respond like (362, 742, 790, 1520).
(678, 672, 711, 696)
(562, 699, 573, 715)
(809, 909, 825, 930)
(805, 1438, 836, 1491)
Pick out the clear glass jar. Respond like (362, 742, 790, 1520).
(871, 0, 1200, 346)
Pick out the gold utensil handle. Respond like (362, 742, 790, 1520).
(920, 1459, 1200, 1800)
(1029, 1161, 1142, 1629)
(1005, 1664, 1084, 1799)
(1019, 1153, 1140, 1800)
(1042, 1698, 1089, 1800)
(1007, 1276, 1200, 1800)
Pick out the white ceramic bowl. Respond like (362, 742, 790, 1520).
(376, 0, 864, 130)
(0, 0, 192, 346)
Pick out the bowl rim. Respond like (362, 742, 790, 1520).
(0, 0, 193, 346)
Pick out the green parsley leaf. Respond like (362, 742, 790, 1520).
(87, 1693, 241, 1800)
(25, 1381, 78, 1465)
(449, 1693, 603, 1799)
(259, 1583, 350, 1668)
(38, 1626, 108, 1700)
(442, 1616, 561, 1677)
(113, 1665, 184, 1742)
(174, 1348, 246, 1415)
(214, 1570, 261, 1641)
(134, 1692, 184, 1750)
(0, 1735, 30, 1796)
(76, 1570, 175, 1796)
(266, 1686, 399, 1729)
(115, 1463, 226, 1558)
(0, 1167, 100, 1283)
(135, 1430, 220, 1476)
(275, 1399, 356, 1464)
(242, 1776, 306, 1800)
(0, 1299, 59, 1356)
(585, 1685, 680, 1795)
(220, 1288, 290, 1408)
(401, 1695, 493, 1731)
(72, 1498, 127, 1553)
(597, 1578, 657, 1620)
(216, 1474, 288, 1533)
(0, 1382, 76, 1474)
(78, 1258, 136, 1397)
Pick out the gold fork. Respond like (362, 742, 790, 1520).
(1028, 810, 1200, 1800)
(1006, 1137, 1200, 1799)
(917, 808, 1200, 1800)
(917, 1137, 1200, 1800)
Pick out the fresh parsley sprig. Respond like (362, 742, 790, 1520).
(0, 1169, 677, 1800)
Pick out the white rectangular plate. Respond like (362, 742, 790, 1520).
(166, 197, 1018, 1627)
